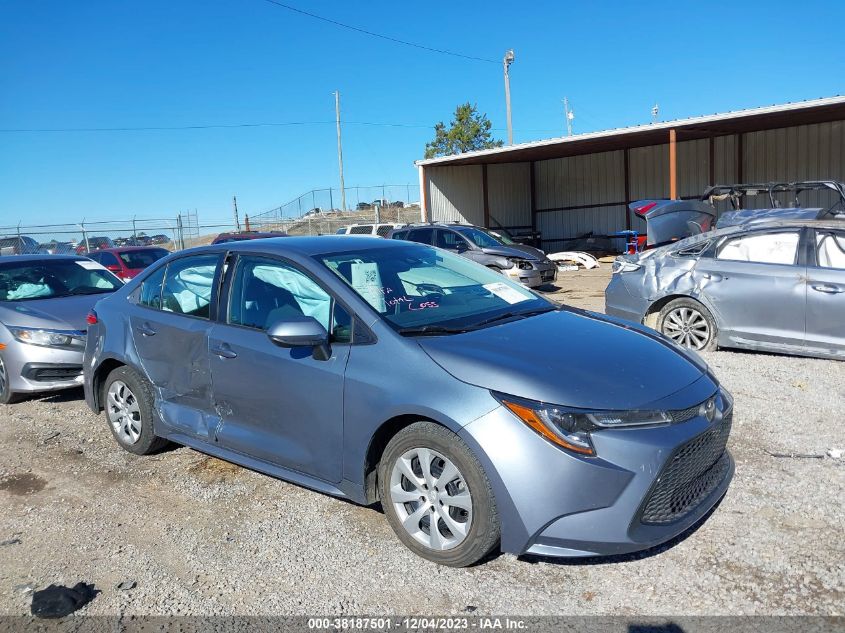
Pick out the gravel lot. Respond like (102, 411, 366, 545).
(1, 267, 843, 616)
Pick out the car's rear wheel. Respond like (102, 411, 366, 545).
(0, 354, 21, 405)
(657, 298, 718, 351)
(378, 422, 499, 567)
(103, 366, 168, 455)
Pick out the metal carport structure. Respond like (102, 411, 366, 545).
(415, 96, 845, 252)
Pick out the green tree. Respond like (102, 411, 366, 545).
(424, 103, 503, 159)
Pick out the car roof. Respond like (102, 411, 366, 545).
(186, 235, 409, 257)
(96, 246, 170, 253)
(0, 254, 86, 263)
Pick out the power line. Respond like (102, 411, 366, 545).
(259, 0, 498, 64)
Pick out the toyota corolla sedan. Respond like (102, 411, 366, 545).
(84, 237, 733, 566)
(0, 255, 122, 403)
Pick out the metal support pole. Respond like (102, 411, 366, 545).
(176, 215, 185, 250)
(81, 221, 90, 254)
(232, 196, 241, 231)
(503, 49, 515, 145)
(669, 129, 678, 200)
(334, 91, 347, 212)
(375, 204, 380, 224)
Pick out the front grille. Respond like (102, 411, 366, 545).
(30, 366, 83, 382)
(640, 410, 732, 524)
(669, 404, 701, 423)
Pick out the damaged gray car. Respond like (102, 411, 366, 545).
(605, 220, 845, 360)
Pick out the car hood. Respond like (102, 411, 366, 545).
(500, 243, 547, 260)
(480, 245, 541, 260)
(0, 294, 109, 331)
(417, 309, 708, 410)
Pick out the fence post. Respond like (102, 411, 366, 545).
(176, 215, 184, 250)
(80, 222, 90, 253)
(329, 188, 334, 211)
(375, 204, 381, 224)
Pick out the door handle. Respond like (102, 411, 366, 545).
(702, 273, 724, 281)
(136, 323, 156, 336)
(210, 343, 238, 359)
(811, 283, 844, 294)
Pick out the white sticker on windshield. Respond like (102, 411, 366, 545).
(483, 282, 530, 305)
(76, 260, 105, 270)
(351, 262, 386, 312)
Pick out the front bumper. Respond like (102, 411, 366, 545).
(604, 273, 649, 324)
(504, 261, 557, 288)
(459, 377, 733, 558)
(1, 339, 85, 394)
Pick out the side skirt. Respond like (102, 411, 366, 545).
(165, 432, 368, 504)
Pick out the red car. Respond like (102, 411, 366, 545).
(87, 246, 170, 281)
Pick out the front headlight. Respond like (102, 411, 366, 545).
(8, 327, 84, 348)
(611, 259, 641, 274)
(506, 258, 533, 270)
(497, 395, 674, 456)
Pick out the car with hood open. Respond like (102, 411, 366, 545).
(388, 223, 557, 288)
(0, 255, 123, 403)
(630, 180, 845, 248)
(84, 236, 733, 566)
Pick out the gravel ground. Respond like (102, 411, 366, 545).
(1, 267, 843, 616)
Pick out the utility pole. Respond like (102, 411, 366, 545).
(334, 90, 347, 212)
(232, 196, 241, 231)
(563, 97, 575, 136)
(503, 49, 515, 145)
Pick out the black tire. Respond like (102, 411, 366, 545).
(102, 366, 168, 455)
(378, 421, 499, 567)
(0, 353, 21, 405)
(657, 297, 718, 352)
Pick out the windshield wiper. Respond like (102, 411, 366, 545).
(67, 288, 114, 296)
(397, 324, 470, 337)
(470, 306, 558, 329)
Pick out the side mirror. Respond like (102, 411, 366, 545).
(455, 241, 469, 252)
(106, 265, 121, 273)
(266, 316, 331, 360)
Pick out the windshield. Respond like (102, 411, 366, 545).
(118, 248, 169, 269)
(456, 227, 503, 249)
(483, 228, 516, 245)
(0, 259, 122, 302)
(319, 244, 553, 332)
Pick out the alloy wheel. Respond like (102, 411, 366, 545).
(106, 380, 142, 444)
(0, 356, 7, 398)
(389, 447, 473, 551)
(663, 306, 711, 350)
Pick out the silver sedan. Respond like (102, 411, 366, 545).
(605, 220, 845, 360)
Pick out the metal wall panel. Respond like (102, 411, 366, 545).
(713, 135, 737, 184)
(629, 145, 668, 200)
(535, 150, 624, 209)
(676, 139, 709, 198)
(487, 162, 531, 228)
(743, 121, 845, 208)
(537, 205, 627, 241)
(426, 165, 484, 225)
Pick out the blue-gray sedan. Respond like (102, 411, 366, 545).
(84, 237, 733, 566)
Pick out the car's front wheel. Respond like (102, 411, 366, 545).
(378, 422, 499, 567)
(0, 353, 20, 405)
(103, 366, 168, 455)
(657, 298, 718, 351)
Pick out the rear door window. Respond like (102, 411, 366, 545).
(407, 228, 434, 244)
(716, 231, 800, 265)
(816, 231, 845, 269)
(159, 254, 220, 318)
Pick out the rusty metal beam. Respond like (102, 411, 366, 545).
(669, 128, 678, 200)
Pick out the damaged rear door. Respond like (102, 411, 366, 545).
(129, 253, 222, 439)
(694, 228, 806, 349)
(805, 228, 845, 357)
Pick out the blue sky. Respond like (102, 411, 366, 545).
(1, 0, 844, 227)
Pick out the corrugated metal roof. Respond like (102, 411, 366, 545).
(416, 95, 845, 167)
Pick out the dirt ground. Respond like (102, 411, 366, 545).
(1, 265, 843, 616)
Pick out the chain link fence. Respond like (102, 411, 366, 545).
(1, 185, 424, 256)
